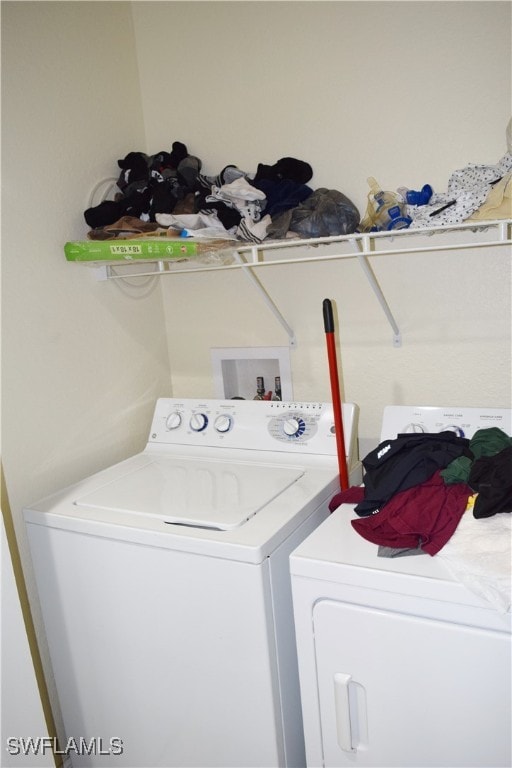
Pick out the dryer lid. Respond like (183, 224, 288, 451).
(73, 456, 304, 530)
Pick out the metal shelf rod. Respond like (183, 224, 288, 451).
(233, 251, 297, 347)
(93, 234, 511, 279)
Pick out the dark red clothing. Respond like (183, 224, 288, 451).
(329, 486, 365, 511)
(351, 471, 472, 556)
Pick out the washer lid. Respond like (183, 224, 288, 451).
(73, 457, 304, 530)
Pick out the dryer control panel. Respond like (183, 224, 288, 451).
(148, 398, 359, 458)
(381, 405, 511, 441)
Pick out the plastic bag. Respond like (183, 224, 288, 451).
(359, 177, 411, 232)
(289, 188, 360, 237)
(469, 172, 512, 221)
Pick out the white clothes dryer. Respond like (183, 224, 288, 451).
(290, 406, 511, 768)
(24, 398, 361, 768)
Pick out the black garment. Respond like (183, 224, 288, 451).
(250, 178, 313, 217)
(469, 445, 512, 518)
(116, 151, 149, 191)
(355, 432, 472, 517)
(254, 157, 313, 185)
(441, 427, 512, 484)
(148, 179, 178, 220)
(84, 188, 152, 228)
(85, 141, 197, 228)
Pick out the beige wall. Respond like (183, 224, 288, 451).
(3, 0, 509, 520)
(2, 1, 172, 515)
(133, 1, 510, 213)
(1, 1, 168, 745)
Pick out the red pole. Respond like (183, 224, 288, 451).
(323, 299, 349, 490)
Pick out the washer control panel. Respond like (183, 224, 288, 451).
(148, 398, 359, 457)
(381, 405, 511, 441)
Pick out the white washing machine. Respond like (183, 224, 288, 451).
(24, 398, 361, 768)
(290, 405, 512, 768)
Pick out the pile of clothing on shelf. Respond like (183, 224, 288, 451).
(84, 141, 360, 244)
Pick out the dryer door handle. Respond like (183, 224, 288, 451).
(334, 673, 356, 753)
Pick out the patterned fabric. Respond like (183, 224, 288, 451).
(407, 153, 512, 228)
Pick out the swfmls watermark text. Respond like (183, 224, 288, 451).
(6, 736, 124, 758)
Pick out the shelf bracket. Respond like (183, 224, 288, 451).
(353, 237, 402, 347)
(234, 250, 297, 347)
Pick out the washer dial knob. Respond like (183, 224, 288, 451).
(189, 413, 208, 432)
(403, 423, 425, 433)
(283, 417, 306, 438)
(214, 414, 233, 434)
(166, 411, 182, 430)
(442, 424, 465, 437)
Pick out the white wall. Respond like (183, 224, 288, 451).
(131, 1, 512, 450)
